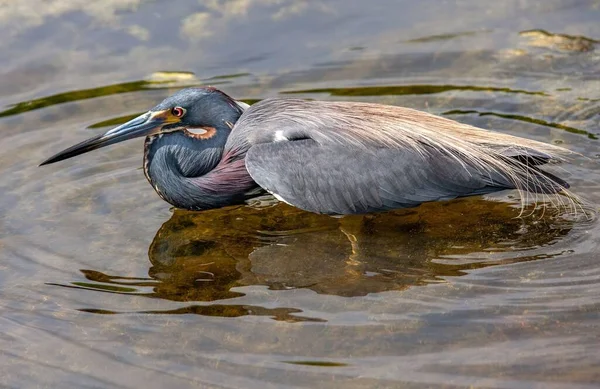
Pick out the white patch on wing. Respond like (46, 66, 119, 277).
(186, 127, 208, 135)
(266, 189, 293, 206)
(274, 130, 288, 142)
(235, 100, 250, 111)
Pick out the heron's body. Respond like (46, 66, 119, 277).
(41, 87, 575, 215)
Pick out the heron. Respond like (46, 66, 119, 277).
(40, 87, 576, 215)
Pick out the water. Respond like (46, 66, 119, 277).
(1, 1, 600, 387)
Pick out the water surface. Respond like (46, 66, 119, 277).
(1, 1, 600, 388)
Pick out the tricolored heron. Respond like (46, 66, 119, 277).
(41, 87, 575, 215)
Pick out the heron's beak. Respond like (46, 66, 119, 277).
(40, 110, 180, 166)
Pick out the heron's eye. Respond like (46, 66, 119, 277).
(171, 107, 185, 117)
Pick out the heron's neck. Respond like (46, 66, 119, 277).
(144, 130, 257, 210)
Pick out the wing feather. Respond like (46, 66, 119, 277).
(245, 140, 513, 215)
(229, 98, 574, 214)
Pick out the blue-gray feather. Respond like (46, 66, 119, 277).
(245, 140, 516, 214)
(235, 98, 571, 215)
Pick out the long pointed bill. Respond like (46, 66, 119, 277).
(40, 110, 180, 166)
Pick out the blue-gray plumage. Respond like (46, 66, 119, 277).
(40, 87, 576, 215)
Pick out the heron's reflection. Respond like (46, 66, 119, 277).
(78, 198, 573, 306)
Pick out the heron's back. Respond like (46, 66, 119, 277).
(230, 99, 576, 214)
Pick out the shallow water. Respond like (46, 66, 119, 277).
(1, 1, 600, 388)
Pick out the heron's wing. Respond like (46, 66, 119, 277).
(245, 139, 513, 215)
(232, 99, 570, 214)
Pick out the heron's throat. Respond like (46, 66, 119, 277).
(143, 130, 257, 210)
(145, 132, 225, 177)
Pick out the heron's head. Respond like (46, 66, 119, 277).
(40, 87, 247, 166)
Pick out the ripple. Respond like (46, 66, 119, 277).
(79, 305, 325, 323)
(520, 29, 599, 53)
(443, 109, 599, 139)
(0, 71, 236, 119)
(282, 84, 549, 97)
(404, 30, 491, 43)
